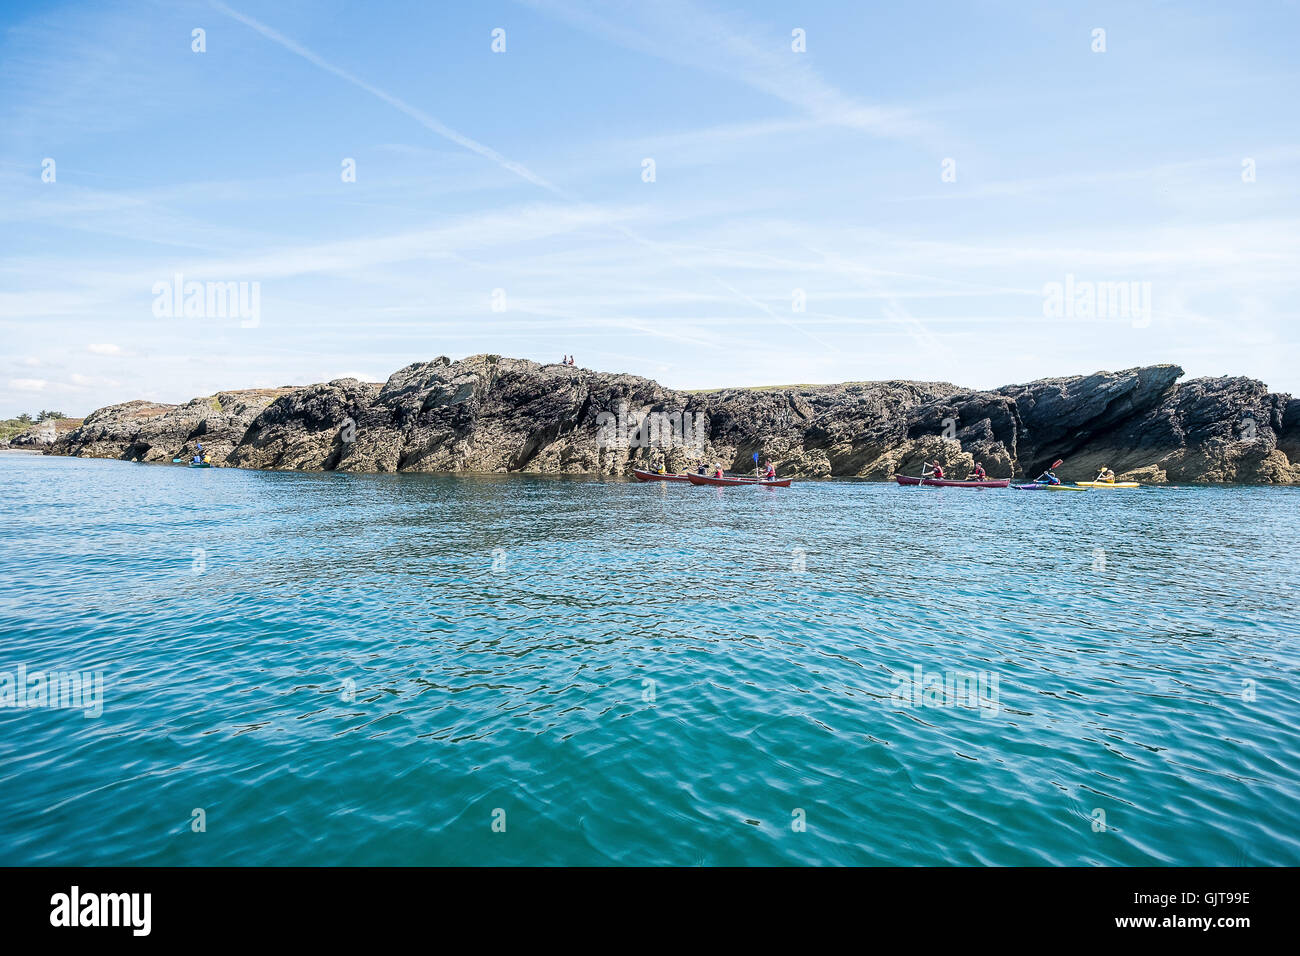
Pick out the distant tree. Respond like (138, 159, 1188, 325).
(35, 410, 67, 422)
(16, 413, 33, 424)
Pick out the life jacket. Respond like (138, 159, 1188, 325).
(932, 466, 944, 479)
(713, 469, 723, 478)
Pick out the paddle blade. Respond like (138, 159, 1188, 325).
(1051, 459, 1063, 469)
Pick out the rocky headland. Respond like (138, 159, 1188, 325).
(44, 356, 1300, 483)
(0, 416, 83, 451)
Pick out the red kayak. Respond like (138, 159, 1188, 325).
(632, 469, 694, 483)
(894, 474, 1009, 488)
(687, 473, 792, 488)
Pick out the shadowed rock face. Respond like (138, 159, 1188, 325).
(52, 389, 296, 463)
(228, 380, 382, 471)
(46, 356, 1300, 483)
(0, 417, 82, 450)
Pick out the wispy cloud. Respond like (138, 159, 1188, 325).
(520, 0, 929, 138)
(211, 1, 572, 197)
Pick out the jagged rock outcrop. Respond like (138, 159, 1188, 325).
(0, 417, 82, 450)
(228, 380, 382, 470)
(52, 389, 296, 463)
(44, 357, 1300, 483)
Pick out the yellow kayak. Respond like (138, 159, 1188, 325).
(1074, 480, 1140, 488)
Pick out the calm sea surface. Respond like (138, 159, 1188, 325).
(1, 452, 1298, 865)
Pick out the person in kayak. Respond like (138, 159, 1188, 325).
(1095, 465, 1116, 483)
(656, 463, 667, 475)
(969, 461, 986, 481)
(697, 463, 707, 475)
(1035, 467, 1061, 485)
(762, 460, 776, 479)
(713, 465, 724, 478)
(921, 461, 945, 480)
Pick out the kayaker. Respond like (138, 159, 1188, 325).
(697, 463, 707, 475)
(969, 461, 986, 481)
(1095, 465, 1116, 483)
(922, 461, 945, 480)
(762, 460, 776, 479)
(713, 465, 724, 478)
(656, 463, 666, 475)
(1035, 467, 1061, 485)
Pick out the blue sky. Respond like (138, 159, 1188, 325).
(3, 0, 1298, 417)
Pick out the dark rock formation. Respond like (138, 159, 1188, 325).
(45, 357, 1300, 483)
(52, 389, 295, 463)
(228, 380, 382, 471)
(0, 417, 82, 451)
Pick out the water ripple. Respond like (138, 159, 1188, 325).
(0, 455, 1297, 864)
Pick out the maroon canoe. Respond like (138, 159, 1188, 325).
(687, 473, 792, 488)
(894, 474, 1010, 489)
(632, 469, 694, 483)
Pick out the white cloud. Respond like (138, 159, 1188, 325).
(87, 343, 122, 355)
(10, 378, 47, 392)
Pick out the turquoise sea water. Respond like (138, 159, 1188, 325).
(1, 452, 1298, 866)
